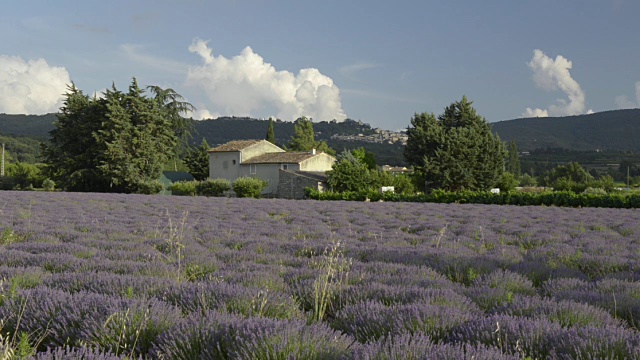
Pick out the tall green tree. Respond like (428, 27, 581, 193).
(266, 118, 275, 144)
(96, 79, 176, 193)
(507, 140, 521, 176)
(404, 96, 507, 192)
(42, 83, 111, 192)
(288, 116, 315, 151)
(184, 138, 211, 181)
(288, 116, 335, 155)
(43, 79, 192, 193)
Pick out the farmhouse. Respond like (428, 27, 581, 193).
(208, 140, 336, 198)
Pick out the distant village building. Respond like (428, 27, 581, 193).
(331, 128, 408, 145)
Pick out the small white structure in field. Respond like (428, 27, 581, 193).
(490, 188, 500, 194)
(380, 186, 395, 193)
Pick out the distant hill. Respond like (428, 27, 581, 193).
(491, 109, 640, 152)
(0, 113, 56, 139)
(0, 114, 406, 165)
(3, 109, 640, 166)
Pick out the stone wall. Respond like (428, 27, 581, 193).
(278, 171, 323, 199)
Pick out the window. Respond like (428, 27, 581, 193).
(232, 159, 237, 165)
(281, 164, 289, 170)
(250, 164, 256, 174)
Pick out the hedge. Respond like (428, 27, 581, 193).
(305, 189, 640, 208)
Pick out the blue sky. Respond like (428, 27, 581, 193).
(1, 0, 638, 130)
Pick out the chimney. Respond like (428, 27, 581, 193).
(312, 148, 316, 155)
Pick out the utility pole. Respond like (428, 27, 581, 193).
(1, 143, 4, 176)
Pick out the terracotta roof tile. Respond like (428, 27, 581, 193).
(209, 140, 264, 152)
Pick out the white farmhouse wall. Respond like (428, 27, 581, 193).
(209, 152, 241, 181)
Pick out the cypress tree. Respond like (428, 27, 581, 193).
(266, 118, 275, 144)
(507, 140, 521, 176)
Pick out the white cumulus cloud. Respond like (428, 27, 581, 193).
(614, 81, 640, 109)
(0, 55, 70, 114)
(185, 39, 346, 122)
(523, 49, 592, 118)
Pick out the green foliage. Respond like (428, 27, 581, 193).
(42, 80, 192, 193)
(183, 138, 210, 181)
(232, 177, 268, 198)
(589, 175, 615, 192)
(169, 180, 199, 196)
(265, 118, 275, 144)
(327, 151, 372, 192)
(135, 180, 164, 195)
(519, 173, 537, 187)
(541, 162, 593, 187)
(288, 117, 316, 151)
(506, 141, 521, 176)
(288, 116, 335, 155)
(327, 149, 415, 195)
(536, 162, 617, 193)
(404, 96, 507, 192)
(307, 188, 640, 208)
(5, 162, 44, 189)
(41, 178, 55, 192)
(0, 176, 18, 191)
(351, 147, 377, 170)
(390, 174, 415, 194)
(495, 172, 518, 192)
(169, 179, 231, 197)
(0, 135, 42, 164)
(196, 178, 230, 197)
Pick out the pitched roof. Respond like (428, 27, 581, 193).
(209, 140, 264, 152)
(242, 152, 318, 164)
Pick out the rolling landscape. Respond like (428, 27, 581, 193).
(2, 1, 640, 358)
(1, 108, 640, 168)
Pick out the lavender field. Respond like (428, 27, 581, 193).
(0, 191, 639, 359)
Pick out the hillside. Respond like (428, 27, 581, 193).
(0, 113, 56, 139)
(3, 109, 640, 167)
(0, 114, 406, 165)
(491, 109, 640, 151)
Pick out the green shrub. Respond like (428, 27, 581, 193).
(233, 177, 268, 198)
(0, 176, 19, 190)
(519, 173, 537, 187)
(197, 178, 230, 197)
(42, 178, 55, 192)
(307, 188, 640, 208)
(136, 180, 164, 195)
(169, 180, 198, 196)
(496, 172, 518, 192)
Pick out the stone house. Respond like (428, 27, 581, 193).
(208, 140, 335, 198)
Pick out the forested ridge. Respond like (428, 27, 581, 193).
(1, 109, 640, 166)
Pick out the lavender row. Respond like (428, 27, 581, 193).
(0, 191, 638, 358)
